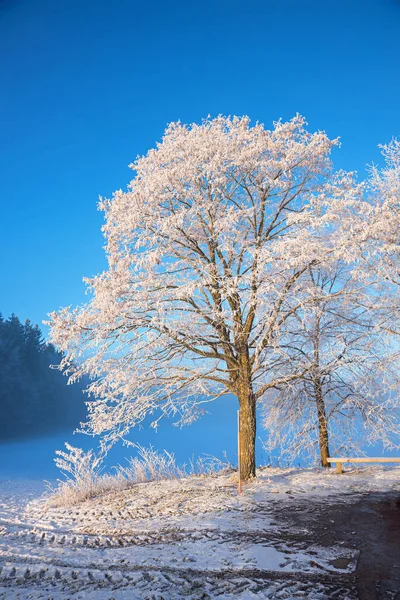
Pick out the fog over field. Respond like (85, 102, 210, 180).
(0, 396, 241, 480)
(1, 396, 397, 483)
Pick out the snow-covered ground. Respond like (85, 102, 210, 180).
(1, 465, 399, 599)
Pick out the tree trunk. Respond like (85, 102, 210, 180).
(312, 314, 330, 468)
(238, 383, 256, 480)
(314, 379, 330, 468)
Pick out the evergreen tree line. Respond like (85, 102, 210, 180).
(0, 313, 87, 442)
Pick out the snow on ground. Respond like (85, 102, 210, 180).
(0, 466, 399, 599)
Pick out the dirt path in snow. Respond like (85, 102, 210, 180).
(282, 491, 400, 599)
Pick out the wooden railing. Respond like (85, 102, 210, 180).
(326, 457, 400, 474)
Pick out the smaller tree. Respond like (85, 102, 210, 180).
(361, 140, 400, 338)
(261, 263, 400, 466)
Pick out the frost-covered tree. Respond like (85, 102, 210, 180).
(361, 140, 400, 337)
(261, 264, 400, 467)
(48, 115, 362, 480)
(369, 139, 400, 278)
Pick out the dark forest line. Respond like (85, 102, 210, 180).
(0, 313, 86, 442)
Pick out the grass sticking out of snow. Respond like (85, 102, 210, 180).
(47, 443, 234, 507)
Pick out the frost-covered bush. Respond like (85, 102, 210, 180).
(55, 443, 103, 481)
(117, 445, 186, 483)
(189, 451, 234, 476)
(47, 443, 233, 507)
(48, 443, 125, 507)
(117, 445, 234, 483)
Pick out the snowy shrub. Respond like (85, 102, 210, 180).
(48, 443, 233, 507)
(189, 451, 234, 476)
(116, 446, 234, 483)
(54, 443, 103, 481)
(47, 443, 125, 507)
(116, 445, 186, 483)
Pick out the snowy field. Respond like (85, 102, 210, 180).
(1, 465, 399, 599)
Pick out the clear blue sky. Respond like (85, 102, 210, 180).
(1, 0, 399, 334)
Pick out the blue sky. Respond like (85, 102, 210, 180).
(1, 0, 400, 332)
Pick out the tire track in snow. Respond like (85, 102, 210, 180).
(0, 522, 318, 550)
(0, 560, 358, 598)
